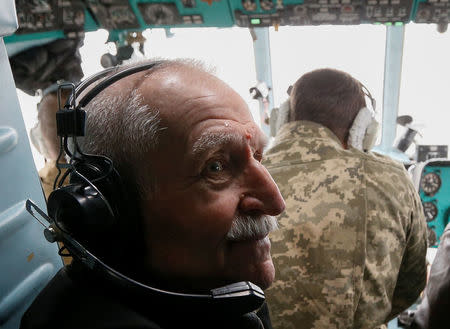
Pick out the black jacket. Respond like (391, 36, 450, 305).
(20, 262, 272, 329)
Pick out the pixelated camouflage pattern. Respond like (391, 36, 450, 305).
(263, 121, 428, 329)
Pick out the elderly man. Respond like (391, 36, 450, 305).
(20, 59, 285, 329)
(264, 68, 427, 329)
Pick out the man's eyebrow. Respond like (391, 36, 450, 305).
(192, 131, 241, 157)
(192, 130, 268, 158)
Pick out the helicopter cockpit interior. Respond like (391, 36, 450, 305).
(1, 1, 449, 329)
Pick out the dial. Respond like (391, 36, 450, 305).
(260, 0, 274, 11)
(242, 0, 257, 11)
(422, 202, 438, 222)
(420, 172, 441, 195)
(143, 4, 180, 25)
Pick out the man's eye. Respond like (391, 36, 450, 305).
(206, 161, 224, 173)
(200, 157, 233, 186)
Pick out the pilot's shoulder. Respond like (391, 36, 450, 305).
(363, 151, 406, 171)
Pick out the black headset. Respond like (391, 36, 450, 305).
(47, 63, 160, 251)
(360, 82, 376, 113)
(29, 61, 265, 316)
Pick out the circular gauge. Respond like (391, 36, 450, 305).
(260, 0, 274, 11)
(145, 4, 177, 25)
(420, 172, 441, 195)
(242, 0, 257, 11)
(422, 202, 438, 222)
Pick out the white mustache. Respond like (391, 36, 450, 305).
(226, 215, 278, 242)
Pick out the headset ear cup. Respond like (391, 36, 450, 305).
(362, 119, 379, 151)
(348, 107, 376, 151)
(48, 158, 123, 254)
(277, 98, 291, 133)
(48, 185, 116, 237)
(269, 106, 279, 137)
(348, 107, 378, 152)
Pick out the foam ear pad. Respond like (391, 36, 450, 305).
(348, 107, 379, 152)
(362, 118, 380, 151)
(269, 98, 291, 137)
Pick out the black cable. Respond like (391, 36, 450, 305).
(70, 167, 115, 218)
(57, 165, 72, 189)
(54, 137, 65, 190)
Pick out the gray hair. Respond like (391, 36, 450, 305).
(79, 87, 162, 197)
(73, 58, 212, 198)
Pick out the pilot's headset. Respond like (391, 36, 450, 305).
(46, 63, 159, 265)
(347, 83, 380, 152)
(40, 61, 265, 315)
(269, 85, 292, 137)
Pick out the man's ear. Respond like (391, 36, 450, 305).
(348, 107, 379, 152)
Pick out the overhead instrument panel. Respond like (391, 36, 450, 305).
(234, 0, 414, 27)
(415, 0, 450, 24)
(13, 0, 87, 35)
(419, 160, 450, 247)
(135, 0, 233, 27)
(87, 0, 140, 30)
(414, 0, 450, 29)
(364, 0, 413, 23)
(4, 0, 447, 45)
(138, 3, 184, 25)
(138, 2, 207, 26)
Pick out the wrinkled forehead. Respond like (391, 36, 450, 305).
(142, 66, 254, 123)
(140, 64, 226, 104)
(129, 65, 266, 156)
(181, 92, 263, 153)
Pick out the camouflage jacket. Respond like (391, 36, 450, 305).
(263, 121, 428, 329)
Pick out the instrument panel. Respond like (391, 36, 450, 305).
(415, 0, 450, 25)
(419, 160, 450, 247)
(234, 0, 414, 27)
(5, 0, 450, 44)
(13, 0, 87, 34)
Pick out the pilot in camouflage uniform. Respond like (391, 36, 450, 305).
(263, 68, 428, 329)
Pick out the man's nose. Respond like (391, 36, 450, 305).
(238, 160, 285, 216)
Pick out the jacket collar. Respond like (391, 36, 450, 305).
(275, 120, 343, 149)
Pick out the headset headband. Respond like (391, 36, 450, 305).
(360, 82, 376, 112)
(67, 61, 161, 111)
